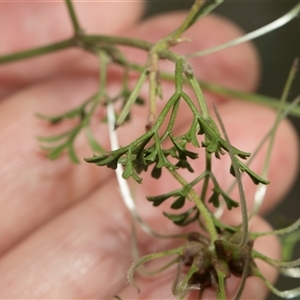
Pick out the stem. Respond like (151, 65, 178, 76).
(0, 39, 74, 64)
(168, 0, 204, 40)
(115, 69, 148, 127)
(187, 73, 209, 119)
(213, 105, 249, 248)
(147, 52, 159, 127)
(216, 269, 227, 300)
(170, 169, 218, 242)
(127, 63, 300, 117)
(65, 0, 82, 36)
(200, 150, 212, 201)
(82, 34, 153, 51)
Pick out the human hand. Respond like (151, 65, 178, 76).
(0, 1, 298, 299)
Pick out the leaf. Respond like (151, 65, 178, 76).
(122, 149, 142, 183)
(46, 144, 65, 160)
(176, 159, 194, 173)
(36, 106, 82, 123)
(220, 190, 239, 210)
(147, 190, 181, 207)
(37, 130, 72, 143)
(163, 207, 199, 226)
(85, 127, 105, 153)
(122, 166, 142, 183)
(185, 118, 200, 147)
(133, 134, 154, 165)
(151, 164, 162, 179)
(208, 190, 220, 208)
(171, 196, 186, 209)
(68, 144, 80, 164)
(202, 139, 219, 154)
(85, 149, 127, 169)
(231, 161, 269, 185)
(170, 135, 198, 159)
(135, 96, 145, 105)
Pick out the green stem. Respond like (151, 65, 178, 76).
(200, 150, 212, 201)
(216, 268, 227, 300)
(170, 169, 218, 242)
(82, 34, 153, 51)
(115, 69, 148, 127)
(186, 73, 209, 118)
(65, 0, 82, 36)
(148, 52, 159, 127)
(126, 62, 300, 117)
(168, 0, 204, 40)
(0, 39, 74, 64)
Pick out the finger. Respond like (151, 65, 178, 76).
(0, 1, 144, 97)
(211, 100, 299, 218)
(0, 170, 280, 300)
(0, 179, 132, 298)
(0, 11, 259, 253)
(0, 11, 297, 258)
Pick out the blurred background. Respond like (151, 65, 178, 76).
(144, 1, 300, 299)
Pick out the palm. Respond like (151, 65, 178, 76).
(0, 2, 298, 299)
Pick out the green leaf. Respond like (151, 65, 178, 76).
(163, 207, 199, 226)
(37, 130, 72, 143)
(151, 164, 162, 179)
(208, 190, 220, 208)
(36, 106, 82, 123)
(175, 159, 194, 173)
(68, 144, 80, 164)
(135, 96, 145, 105)
(85, 149, 127, 169)
(36, 112, 63, 124)
(185, 118, 200, 147)
(46, 144, 65, 160)
(171, 195, 186, 209)
(147, 190, 181, 207)
(230, 161, 269, 185)
(122, 166, 142, 183)
(170, 135, 198, 159)
(220, 190, 239, 210)
(85, 127, 104, 153)
(202, 139, 219, 154)
(122, 149, 142, 183)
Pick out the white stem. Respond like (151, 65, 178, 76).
(106, 102, 183, 239)
(186, 2, 300, 58)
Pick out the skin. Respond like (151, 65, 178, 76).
(0, 1, 299, 299)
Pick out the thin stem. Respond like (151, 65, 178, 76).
(200, 147, 212, 201)
(65, 0, 82, 36)
(187, 73, 209, 119)
(115, 69, 148, 127)
(82, 34, 153, 51)
(147, 52, 159, 128)
(156, 69, 300, 118)
(170, 169, 218, 243)
(0, 39, 74, 64)
(186, 2, 300, 58)
(215, 269, 227, 300)
(213, 105, 249, 248)
(251, 58, 299, 215)
(169, 0, 205, 40)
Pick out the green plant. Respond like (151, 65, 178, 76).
(1, 1, 300, 299)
